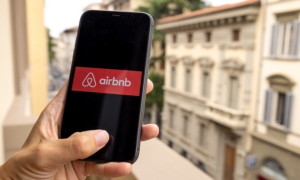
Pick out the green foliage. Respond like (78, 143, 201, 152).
(47, 29, 56, 63)
(136, 0, 205, 21)
(146, 73, 164, 110)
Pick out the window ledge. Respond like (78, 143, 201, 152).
(185, 44, 195, 48)
(268, 124, 288, 134)
(195, 145, 208, 155)
(171, 44, 178, 49)
(165, 127, 176, 136)
(202, 43, 213, 48)
(179, 135, 192, 145)
(265, 57, 300, 61)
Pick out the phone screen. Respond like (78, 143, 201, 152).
(60, 11, 152, 162)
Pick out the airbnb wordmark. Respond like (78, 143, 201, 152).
(72, 67, 142, 96)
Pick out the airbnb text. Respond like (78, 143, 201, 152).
(72, 67, 142, 96)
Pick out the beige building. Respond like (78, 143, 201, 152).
(249, 0, 300, 180)
(0, 0, 48, 164)
(53, 27, 78, 75)
(157, 0, 262, 180)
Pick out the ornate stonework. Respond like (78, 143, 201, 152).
(222, 58, 244, 75)
(198, 57, 214, 71)
(182, 56, 195, 66)
(167, 55, 179, 65)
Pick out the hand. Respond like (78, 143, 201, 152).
(0, 79, 158, 180)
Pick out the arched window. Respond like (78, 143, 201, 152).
(263, 74, 294, 130)
(261, 158, 287, 180)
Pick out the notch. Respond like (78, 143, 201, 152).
(112, 14, 120, 17)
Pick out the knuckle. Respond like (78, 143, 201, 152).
(71, 134, 93, 158)
(32, 144, 49, 166)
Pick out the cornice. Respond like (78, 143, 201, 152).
(157, 6, 259, 33)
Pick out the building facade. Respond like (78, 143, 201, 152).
(157, 0, 262, 180)
(249, 0, 300, 180)
(0, 0, 48, 163)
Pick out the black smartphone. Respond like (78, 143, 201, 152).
(59, 10, 153, 164)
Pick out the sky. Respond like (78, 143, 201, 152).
(44, 0, 246, 38)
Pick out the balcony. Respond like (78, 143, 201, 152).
(205, 102, 248, 129)
(164, 88, 248, 130)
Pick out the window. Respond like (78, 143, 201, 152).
(185, 69, 192, 92)
(183, 116, 188, 137)
(161, 41, 165, 50)
(228, 76, 238, 109)
(199, 124, 206, 147)
(169, 110, 174, 128)
(270, 19, 300, 59)
(144, 113, 151, 124)
(168, 141, 173, 148)
(232, 29, 240, 41)
(181, 150, 187, 158)
(261, 159, 286, 180)
(172, 34, 177, 43)
(205, 32, 211, 42)
(171, 66, 176, 88)
(188, 33, 193, 43)
(160, 61, 165, 70)
(197, 161, 206, 172)
(202, 72, 210, 98)
(276, 93, 285, 125)
(264, 75, 294, 130)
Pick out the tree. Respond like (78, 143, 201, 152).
(136, 0, 206, 41)
(146, 73, 164, 110)
(47, 29, 56, 64)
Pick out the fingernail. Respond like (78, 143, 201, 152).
(94, 131, 109, 148)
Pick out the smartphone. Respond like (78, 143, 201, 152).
(59, 10, 153, 164)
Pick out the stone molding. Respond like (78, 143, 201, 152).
(219, 42, 255, 50)
(166, 55, 179, 65)
(182, 56, 195, 66)
(222, 58, 244, 73)
(202, 43, 214, 49)
(197, 57, 214, 71)
(267, 74, 295, 92)
(185, 44, 195, 49)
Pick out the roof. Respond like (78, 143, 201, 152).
(132, 138, 213, 180)
(63, 26, 78, 33)
(157, 0, 260, 24)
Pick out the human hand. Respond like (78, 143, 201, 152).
(0, 79, 158, 180)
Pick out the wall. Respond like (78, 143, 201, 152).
(26, 0, 48, 115)
(0, 0, 16, 164)
(256, 0, 300, 147)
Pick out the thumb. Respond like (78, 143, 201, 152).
(50, 130, 109, 165)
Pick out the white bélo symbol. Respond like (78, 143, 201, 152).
(82, 72, 96, 88)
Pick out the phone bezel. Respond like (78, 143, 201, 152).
(58, 10, 154, 164)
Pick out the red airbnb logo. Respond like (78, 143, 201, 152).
(72, 67, 142, 96)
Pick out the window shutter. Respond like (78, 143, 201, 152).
(264, 89, 273, 124)
(283, 92, 294, 131)
(290, 20, 300, 59)
(270, 23, 279, 58)
(276, 24, 285, 57)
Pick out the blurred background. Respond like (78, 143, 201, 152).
(1, 0, 300, 180)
